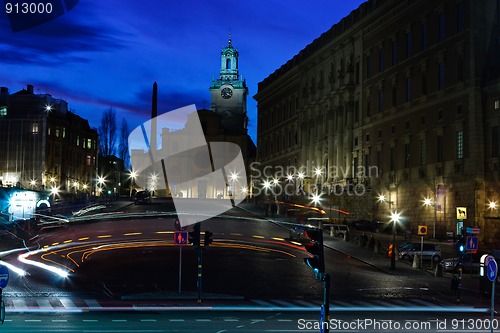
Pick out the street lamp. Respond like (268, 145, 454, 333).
(423, 196, 437, 239)
(390, 210, 401, 270)
(489, 201, 497, 210)
(128, 170, 137, 197)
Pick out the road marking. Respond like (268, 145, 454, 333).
(84, 299, 101, 307)
(251, 299, 275, 307)
(195, 319, 211, 322)
(52, 319, 68, 322)
(36, 299, 52, 308)
(271, 299, 296, 307)
(78, 237, 90, 241)
(97, 235, 112, 238)
(169, 319, 185, 322)
(124, 232, 143, 236)
(294, 300, 320, 307)
(25, 319, 42, 322)
(223, 319, 239, 322)
(60, 298, 78, 309)
(12, 299, 26, 309)
(83, 320, 98, 322)
(111, 319, 127, 322)
(140, 319, 157, 322)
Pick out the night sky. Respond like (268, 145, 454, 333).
(1, 0, 365, 142)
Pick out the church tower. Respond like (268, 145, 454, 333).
(209, 37, 248, 134)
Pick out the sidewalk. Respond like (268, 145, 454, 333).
(235, 201, 499, 308)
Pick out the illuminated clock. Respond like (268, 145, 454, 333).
(221, 87, 233, 99)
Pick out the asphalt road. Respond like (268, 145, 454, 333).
(2, 310, 497, 333)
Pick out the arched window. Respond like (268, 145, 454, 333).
(226, 58, 231, 69)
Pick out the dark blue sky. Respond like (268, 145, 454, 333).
(1, 0, 365, 142)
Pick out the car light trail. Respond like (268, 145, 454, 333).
(18, 248, 70, 278)
(0, 260, 27, 277)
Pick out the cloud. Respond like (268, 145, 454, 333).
(0, 8, 127, 65)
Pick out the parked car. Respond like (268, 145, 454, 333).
(398, 243, 441, 263)
(330, 224, 349, 239)
(439, 252, 486, 273)
(133, 190, 152, 204)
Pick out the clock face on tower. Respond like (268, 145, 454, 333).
(221, 87, 233, 99)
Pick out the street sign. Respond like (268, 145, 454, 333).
(456, 207, 467, 219)
(417, 225, 427, 236)
(466, 227, 480, 234)
(466, 236, 479, 251)
(487, 259, 498, 282)
(174, 231, 189, 246)
(0, 265, 9, 289)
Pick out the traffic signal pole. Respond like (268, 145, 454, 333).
(323, 273, 331, 333)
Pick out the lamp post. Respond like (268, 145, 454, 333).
(424, 197, 437, 239)
(129, 170, 137, 197)
(390, 210, 401, 270)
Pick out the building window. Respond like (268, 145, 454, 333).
(366, 55, 371, 77)
(55, 126, 60, 138)
(492, 126, 499, 157)
(421, 72, 427, 95)
(378, 129, 382, 138)
(406, 121, 410, 130)
(438, 12, 446, 41)
(392, 86, 397, 107)
(438, 110, 443, 121)
(438, 62, 445, 90)
(457, 104, 463, 115)
(421, 115, 426, 125)
(457, 57, 464, 82)
(378, 89, 384, 113)
(406, 30, 413, 58)
(406, 77, 412, 102)
(32, 122, 39, 134)
(456, 130, 464, 159)
(366, 99, 371, 116)
(437, 135, 444, 162)
(495, 100, 500, 109)
(420, 138, 427, 165)
(62, 127, 66, 138)
(421, 21, 428, 50)
(457, 2, 464, 33)
(0, 106, 6, 116)
(378, 48, 384, 72)
(404, 143, 411, 168)
(87, 138, 92, 149)
(87, 155, 91, 166)
(391, 40, 397, 65)
(226, 58, 231, 69)
(390, 147, 395, 171)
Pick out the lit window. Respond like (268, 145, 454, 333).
(494, 100, 500, 109)
(87, 139, 92, 149)
(32, 122, 39, 134)
(456, 130, 464, 159)
(0, 106, 6, 116)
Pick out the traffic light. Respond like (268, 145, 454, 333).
(303, 228, 325, 280)
(189, 223, 200, 248)
(204, 230, 213, 247)
(456, 234, 465, 254)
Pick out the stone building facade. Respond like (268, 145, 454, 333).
(254, 0, 500, 246)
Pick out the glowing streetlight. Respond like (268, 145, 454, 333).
(489, 201, 497, 210)
(45, 104, 52, 112)
(311, 193, 322, 206)
(423, 196, 437, 239)
(286, 174, 293, 181)
(314, 167, 323, 177)
(297, 172, 304, 180)
(129, 170, 137, 196)
(390, 210, 402, 270)
(50, 177, 55, 183)
(29, 179, 36, 188)
(378, 194, 386, 202)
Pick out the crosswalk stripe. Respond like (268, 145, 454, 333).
(12, 299, 26, 309)
(83, 299, 101, 308)
(294, 300, 320, 307)
(271, 299, 296, 307)
(250, 299, 275, 307)
(59, 298, 78, 309)
(410, 299, 442, 307)
(35, 299, 52, 309)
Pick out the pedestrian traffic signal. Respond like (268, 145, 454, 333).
(204, 230, 213, 247)
(189, 223, 200, 248)
(456, 235, 465, 254)
(303, 228, 325, 280)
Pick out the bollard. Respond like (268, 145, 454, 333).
(412, 255, 420, 269)
(374, 240, 380, 254)
(434, 263, 443, 277)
